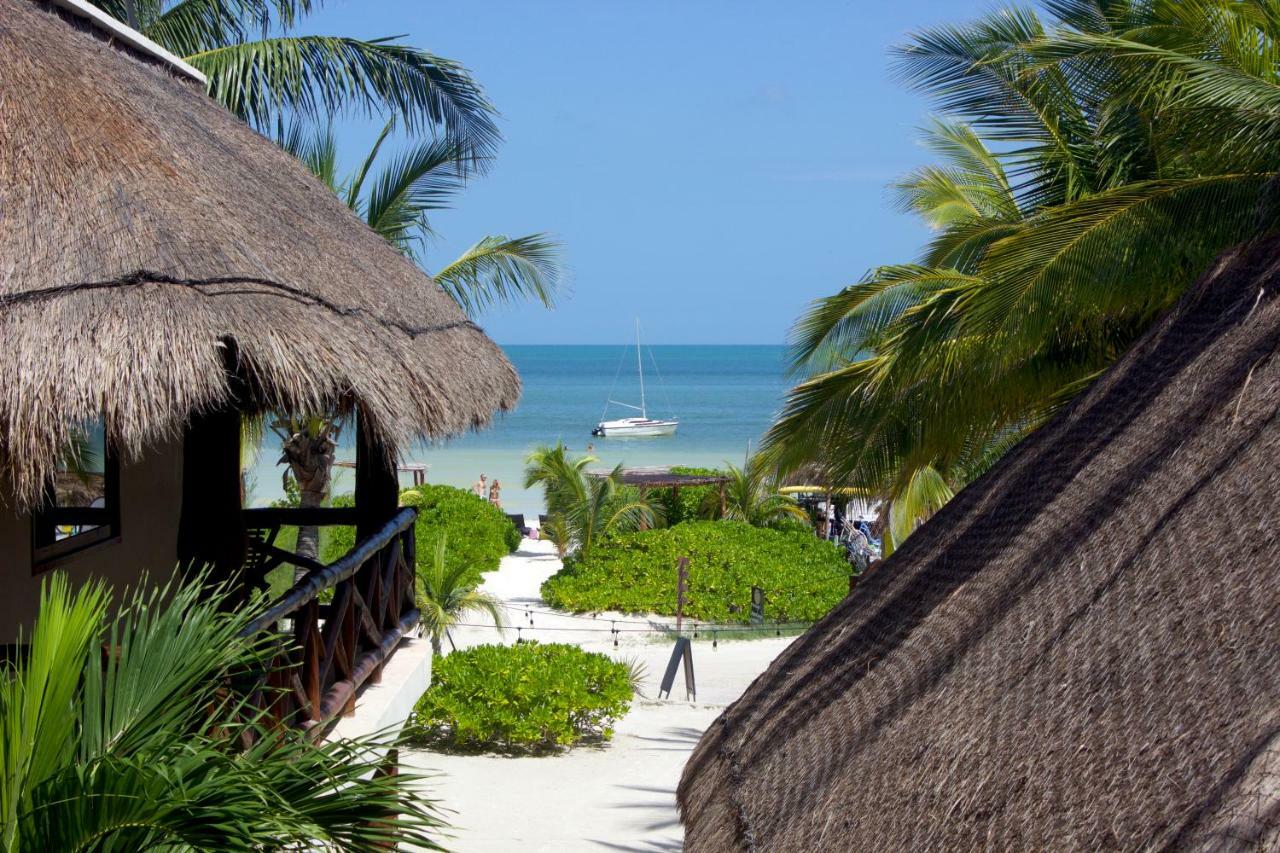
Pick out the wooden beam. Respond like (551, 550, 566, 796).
(354, 407, 399, 544)
(177, 397, 246, 585)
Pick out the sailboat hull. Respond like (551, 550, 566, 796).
(592, 417, 678, 437)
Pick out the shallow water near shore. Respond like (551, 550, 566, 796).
(245, 345, 790, 515)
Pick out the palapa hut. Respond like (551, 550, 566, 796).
(0, 0, 517, 726)
(678, 235, 1280, 849)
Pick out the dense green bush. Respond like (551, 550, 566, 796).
(656, 466, 724, 525)
(323, 484, 518, 585)
(542, 520, 849, 622)
(412, 642, 634, 753)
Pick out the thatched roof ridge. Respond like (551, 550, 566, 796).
(0, 0, 520, 506)
(678, 235, 1280, 850)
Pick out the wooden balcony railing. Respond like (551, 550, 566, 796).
(240, 506, 419, 732)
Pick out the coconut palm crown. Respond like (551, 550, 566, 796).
(525, 443, 660, 558)
(765, 0, 1280, 549)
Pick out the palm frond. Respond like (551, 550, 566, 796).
(363, 135, 469, 253)
(275, 120, 340, 193)
(788, 266, 981, 374)
(887, 464, 955, 551)
(187, 35, 500, 158)
(138, 0, 315, 54)
(4, 572, 446, 850)
(970, 173, 1275, 353)
(434, 234, 564, 317)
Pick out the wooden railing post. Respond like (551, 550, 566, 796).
(240, 507, 420, 735)
(403, 524, 417, 615)
(298, 598, 321, 724)
(341, 580, 357, 716)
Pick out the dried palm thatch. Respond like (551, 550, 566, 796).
(0, 0, 520, 509)
(678, 235, 1280, 850)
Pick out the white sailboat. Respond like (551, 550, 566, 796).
(593, 321, 678, 438)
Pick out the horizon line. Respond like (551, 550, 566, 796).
(494, 341, 787, 347)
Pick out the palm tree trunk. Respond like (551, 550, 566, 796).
(280, 429, 335, 573)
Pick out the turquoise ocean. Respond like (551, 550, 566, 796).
(245, 345, 792, 516)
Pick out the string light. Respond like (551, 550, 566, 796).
(491, 601, 808, 633)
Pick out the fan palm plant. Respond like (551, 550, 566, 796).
(418, 535, 505, 655)
(88, 0, 499, 161)
(0, 572, 444, 851)
(524, 443, 659, 558)
(766, 0, 1280, 549)
(711, 459, 810, 529)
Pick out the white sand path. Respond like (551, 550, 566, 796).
(406, 538, 795, 852)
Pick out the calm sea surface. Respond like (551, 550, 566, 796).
(246, 345, 791, 515)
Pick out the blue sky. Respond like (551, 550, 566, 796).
(303, 1, 992, 344)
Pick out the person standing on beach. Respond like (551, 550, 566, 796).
(473, 474, 487, 497)
(488, 479, 501, 507)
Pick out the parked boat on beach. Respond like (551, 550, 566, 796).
(593, 321, 678, 437)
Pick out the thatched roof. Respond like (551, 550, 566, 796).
(0, 0, 520, 507)
(679, 236, 1280, 850)
(587, 468, 729, 488)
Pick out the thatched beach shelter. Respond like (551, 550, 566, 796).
(0, 0, 517, 725)
(678, 236, 1280, 849)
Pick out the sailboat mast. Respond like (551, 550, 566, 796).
(636, 318, 646, 419)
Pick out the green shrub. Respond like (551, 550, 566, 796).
(542, 520, 849, 622)
(322, 484, 518, 585)
(655, 466, 724, 525)
(412, 642, 634, 753)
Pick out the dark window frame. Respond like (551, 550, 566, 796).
(32, 442, 121, 573)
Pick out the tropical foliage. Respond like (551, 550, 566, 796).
(716, 459, 810, 529)
(656, 465, 722, 525)
(525, 443, 659, 558)
(0, 573, 443, 851)
(89, 0, 499, 159)
(764, 0, 1280, 552)
(280, 120, 563, 314)
(324, 484, 519, 584)
(412, 642, 634, 753)
(415, 535, 506, 655)
(541, 521, 850, 622)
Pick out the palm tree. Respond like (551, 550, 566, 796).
(765, 0, 1280, 549)
(0, 572, 444, 851)
(88, 0, 499, 161)
(87, 2, 513, 562)
(272, 122, 563, 561)
(283, 120, 563, 316)
(524, 443, 659, 558)
(540, 513, 572, 559)
(523, 442, 595, 518)
(712, 458, 810, 529)
(418, 535, 505, 655)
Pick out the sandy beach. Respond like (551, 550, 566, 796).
(406, 538, 795, 851)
